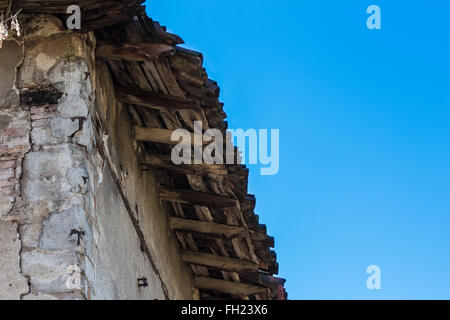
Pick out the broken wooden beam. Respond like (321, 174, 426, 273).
(193, 276, 269, 296)
(116, 86, 200, 111)
(96, 41, 173, 62)
(182, 251, 258, 272)
(143, 152, 227, 176)
(170, 217, 246, 238)
(160, 186, 238, 208)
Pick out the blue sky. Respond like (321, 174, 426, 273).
(148, 1, 450, 299)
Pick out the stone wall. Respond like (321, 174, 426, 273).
(0, 15, 193, 300)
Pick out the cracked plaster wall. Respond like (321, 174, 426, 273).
(0, 14, 193, 300)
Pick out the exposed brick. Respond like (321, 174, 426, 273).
(0, 145, 30, 156)
(0, 160, 16, 169)
(0, 168, 15, 180)
(0, 179, 15, 187)
(9, 119, 29, 127)
(31, 113, 49, 121)
(31, 111, 58, 121)
(1, 127, 27, 137)
(31, 119, 50, 128)
(2, 136, 30, 148)
(30, 107, 47, 115)
(0, 155, 17, 161)
(0, 186, 15, 195)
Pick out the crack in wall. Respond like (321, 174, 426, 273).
(16, 105, 33, 300)
(97, 134, 171, 299)
(17, 223, 31, 299)
(2, 14, 190, 300)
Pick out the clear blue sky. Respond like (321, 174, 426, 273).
(147, 0, 450, 299)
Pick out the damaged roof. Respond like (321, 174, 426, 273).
(2, 0, 287, 300)
(0, 0, 146, 30)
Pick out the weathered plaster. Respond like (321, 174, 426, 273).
(1, 14, 193, 300)
(93, 59, 194, 299)
(0, 221, 29, 299)
(0, 41, 21, 108)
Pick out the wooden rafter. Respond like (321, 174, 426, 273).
(159, 186, 238, 208)
(134, 126, 206, 146)
(92, 12, 285, 299)
(97, 41, 173, 62)
(239, 271, 286, 289)
(182, 251, 258, 272)
(170, 217, 246, 239)
(117, 86, 201, 111)
(142, 152, 227, 176)
(193, 276, 269, 296)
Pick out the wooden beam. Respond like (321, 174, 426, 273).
(250, 231, 275, 248)
(193, 276, 269, 296)
(160, 186, 238, 208)
(134, 126, 207, 146)
(116, 86, 200, 111)
(143, 152, 227, 176)
(200, 293, 227, 300)
(182, 251, 258, 272)
(170, 217, 246, 239)
(96, 41, 173, 62)
(239, 272, 286, 289)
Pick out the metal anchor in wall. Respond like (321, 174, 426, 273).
(70, 229, 85, 246)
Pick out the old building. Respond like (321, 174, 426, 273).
(0, 0, 285, 300)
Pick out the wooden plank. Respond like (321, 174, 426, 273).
(250, 232, 275, 248)
(239, 272, 286, 289)
(170, 217, 246, 239)
(183, 177, 242, 285)
(185, 175, 259, 284)
(143, 152, 227, 176)
(171, 203, 210, 277)
(160, 186, 238, 208)
(123, 61, 154, 91)
(117, 86, 201, 111)
(154, 59, 210, 131)
(182, 251, 258, 272)
(134, 126, 204, 146)
(142, 61, 169, 94)
(193, 277, 269, 296)
(96, 41, 173, 62)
